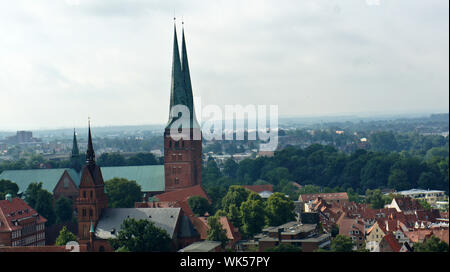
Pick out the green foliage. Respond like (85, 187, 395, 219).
(35, 190, 56, 226)
(330, 225, 339, 238)
(414, 236, 449, 252)
(240, 194, 266, 237)
(109, 218, 172, 252)
(223, 158, 239, 178)
(227, 204, 242, 228)
(206, 215, 229, 247)
(0, 179, 19, 200)
(105, 178, 142, 208)
(417, 199, 432, 210)
(24, 182, 44, 209)
(221, 186, 251, 213)
(365, 189, 385, 209)
(55, 197, 73, 224)
(388, 169, 410, 191)
(187, 196, 211, 216)
(265, 244, 302, 252)
(330, 235, 354, 252)
(55, 226, 77, 246)
(265, 192, 295, 226)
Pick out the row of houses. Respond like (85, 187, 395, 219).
(305, 194, 448, 252)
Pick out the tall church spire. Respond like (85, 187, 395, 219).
(71, 129, 80, 157)
(71, 129, 81, 172)
(167, 22, 188, 129)
(181, 24, 200, 129)
(86, 120, 95, 166)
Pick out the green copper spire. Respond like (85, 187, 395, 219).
(70, 129, 81, 172)
(181, 24, 200, 129)
(90, 221, 94, 233)
(167, 22, 188, 129)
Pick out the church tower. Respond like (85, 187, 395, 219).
(75, 122, 108, 244)
(164, 22, 202, 191)
(70, 129, 81, 172)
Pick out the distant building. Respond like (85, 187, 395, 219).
(395, 189, 447, 206)
(254, 222, 330, 252)
(243, 185, 274, 199)
(6, 131, 40, 144)
(0, 194, 47, 247)
(300, 192, 349, 211)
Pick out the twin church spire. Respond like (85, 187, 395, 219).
(167, 22, 200, 129)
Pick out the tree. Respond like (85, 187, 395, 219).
(24, 182, 44, 208)
(35, 190, 56, 226)
(223, 158, 239, 178)
(417, 199, 432, 210)
(105, 178, 142, 208)
(414, 236, 449, 252)
(227, 203, 242, 229)
(330, 225, 339, 238)
(388, 169, 410, 191)
(330, 235, 354, 252)
(109, 218, 172, 252)
(206, 215, 229, 248)
(365, 189, 386, 209)
(55, 226, 78, 246)
(265, 244, 302, 252)
(240, 194, 266, 237)
(221, 186, 251, 213)
(55, 197, 73, 223)
(265, 192, 296, 226)
(0, 179, 19, 200)
(187, 196, 211, 216)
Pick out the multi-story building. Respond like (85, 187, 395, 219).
(0, 194, 47, 247)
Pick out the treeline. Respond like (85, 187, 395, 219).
(281, 129, 448, 156)
(0, 152, 162, 173)
(202, 144, 449, 206)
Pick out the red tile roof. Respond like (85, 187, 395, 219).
(155, 185, 210, 203)
(0, 198, 47, 232)
(393, 197, 423, 212)
(382, 233, 402, 252)
(243, 185, 273, 193)
(195, 216, 241, 243)
(299, 192, 348, 203)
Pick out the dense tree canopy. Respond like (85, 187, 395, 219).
(206, 215, 229, 247)
(55, 226, 78, 246)
(105, 178, 142, 208)
(0, 179, 19, 200)
(265, 192, 296, 226)
(330, 235, 354, 252)
(187, 196, 211, 216)
(109, 218, 172, 252)
(55, 196, 73, 224)
(414, 236, 449, 252)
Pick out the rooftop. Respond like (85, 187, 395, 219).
(178, 241, 222, 252)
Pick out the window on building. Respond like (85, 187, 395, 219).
(89, 209, 93, 217)
(82, 209, 86, 217)
(90, 191, 93, 199)
(83, 191, 86, 198)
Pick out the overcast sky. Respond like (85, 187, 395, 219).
(0, 0, 448, 130)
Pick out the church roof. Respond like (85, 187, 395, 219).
(94, 208, 181, 239)
(101, 165, 165, 192)
(0, 168, 80, 194)
(0, 165, 165, 194)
